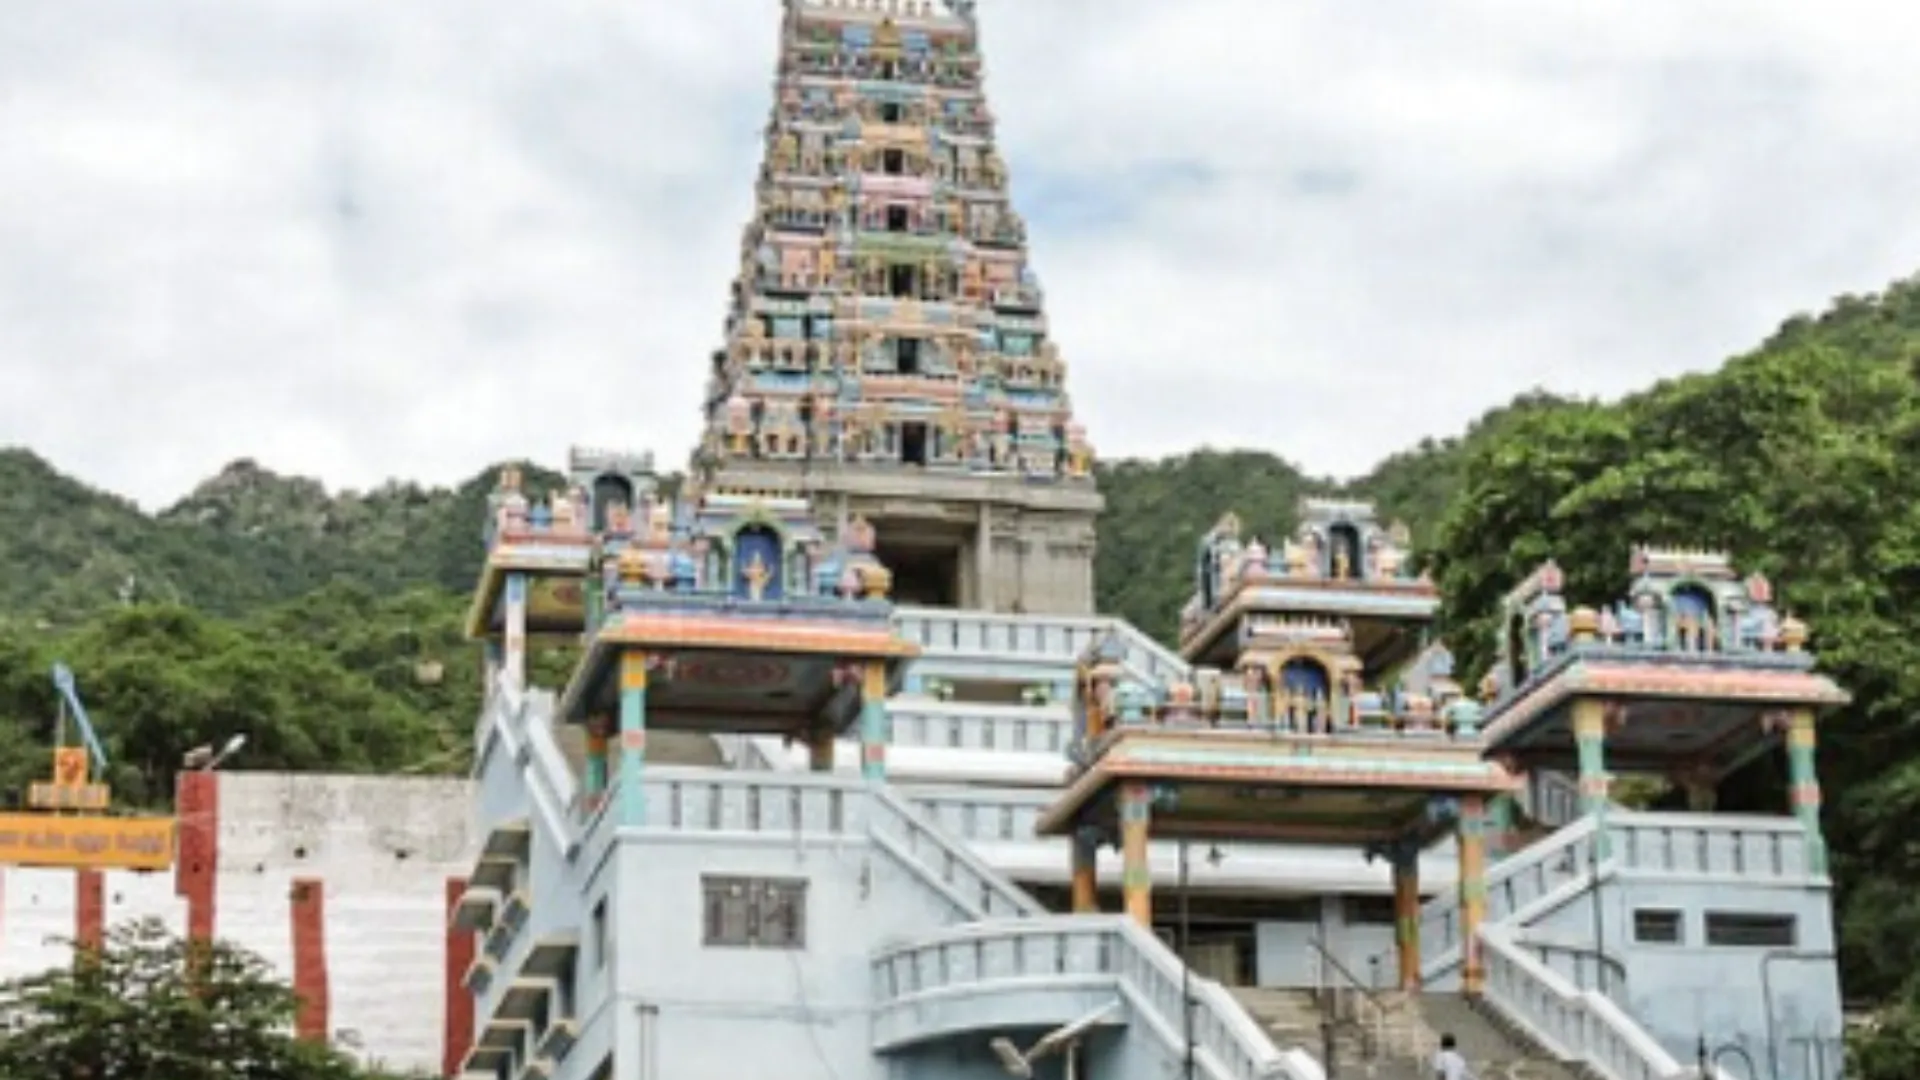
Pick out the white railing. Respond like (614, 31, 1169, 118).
(480, 678, 579, 855)
(1608, 812, 1822, 879)
(907, 786, 1051, 843)
(872, 917, 1323, 1080)
(893, 606, 1190, 686)
(584, 768, 1041, 923)
(868, 784, 1044, 920)
(887, 700, 1074, 755)
(1369, 810, 1827, 985)
(1481, 927, 1725, 1080)
(1528, 770, 1585, 828)
(1364, 816, 1600, 982)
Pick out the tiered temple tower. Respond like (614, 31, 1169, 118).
(689, 0, 1102, 614)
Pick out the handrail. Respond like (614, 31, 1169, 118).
(1308, 938, 1434, 1071)
(868, 783, 1044, 919)
(872, 916, 1323, 1080)
(1478, 926, 1731, 1080)
(1512, 935, 1630, 1000)
(891, 606, 1191, 685)
(480, 677, 578, 856)
(1361, 815, 1600, 982)
(1308, 937, 1388, 1060)
(1308, 937, 1386, 1015)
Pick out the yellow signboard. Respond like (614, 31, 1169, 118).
(28, 781, 110, 811)
(0, 813, 176, 872)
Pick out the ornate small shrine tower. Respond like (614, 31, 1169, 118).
(1041, 499, 1516, 992)
(1478, 548, 1849, 870)
(690, 0, 1102, 614)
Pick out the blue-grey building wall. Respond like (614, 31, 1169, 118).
(1525, 874, 1842, 1080)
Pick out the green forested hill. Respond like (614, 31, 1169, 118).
(6, 274, 1920, 1066)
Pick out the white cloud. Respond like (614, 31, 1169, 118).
(4, 0, 1920, 506)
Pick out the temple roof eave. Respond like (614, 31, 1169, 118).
(1178, 583, 1439, 663)
(1478, 654, 1853, 751)
(462, 543, 596, 640)
(1034, 736, 1519, 838)
(554, 611, 920, 724)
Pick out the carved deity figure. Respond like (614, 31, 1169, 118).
(1242, 536, 1269, 581)
(1332, 547, 1351, 581)
(1241, 667, 1270, 725)
(1064, 423, 1092, 478)
(743, 552, 772, 601)
(725, 395, 755, 456)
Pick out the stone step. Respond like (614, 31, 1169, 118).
(1230, 987, 1595, 1080)
(1415, 994, 1592, 1080)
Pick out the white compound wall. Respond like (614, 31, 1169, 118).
(0, 772, 476, 1077)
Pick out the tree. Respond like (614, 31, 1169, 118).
(0, 918, 421, 1080)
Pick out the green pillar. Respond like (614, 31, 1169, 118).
(1485, 794, 1516, 861)
(1573, 699, 1611, 860)
(1786, 709, 1828, 876)
(585, 716, 609, 796)
(618, 652, 648, 825)
(860, 661, 888, 782)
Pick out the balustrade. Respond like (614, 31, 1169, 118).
(1367, 810, 1826, 988)
(908, 789, 1048, 843)
(891, 607, 1189, 685)
(1608, 812, 1819, 879)
(1480, 929, 1688, 1080)
(871, 917, 1322, 1080)
(886, 702, 1071, 754)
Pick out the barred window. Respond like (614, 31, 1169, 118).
(1705, 912, 1797, 948)
(1632, 909, 1683, 944)
(702, 876, 809, 949)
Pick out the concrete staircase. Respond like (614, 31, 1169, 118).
(1231, 988, 1423, 1079)
(1416, 994, 1594, 1080)
(1232, 988, 1591, 1080)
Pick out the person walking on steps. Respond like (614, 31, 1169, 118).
(1433, 1034, 1476, 1080)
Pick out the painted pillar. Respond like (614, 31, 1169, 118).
(75, 870, 104, 954)
(502, 573, 529, 691)
(442, 878, 477, 1078)
(584, 715, 610, 797)
(290, 878, 330, 1043)
(1572, 698, 1612, 861)
(807, 726, 837, 772)
(1070, 827, 1099, 913)
(174, 769, 219, 944)
(1485, 794, 1516, 861)
(975, 504, 993, 610)
(860, 661, 889, 782)
(1786, 708, 1828, 876)
(1457, 795, 1489, 994)
(1118, 782, 1153, 929)
(617, 652, 648, 826)
(1391, 842, 1421, 991)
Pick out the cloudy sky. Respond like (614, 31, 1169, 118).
(5, 0, 1920, 508)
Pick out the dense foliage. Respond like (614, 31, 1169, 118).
(0, 918, 421, 1079)
(4, 273, 1920, 1066)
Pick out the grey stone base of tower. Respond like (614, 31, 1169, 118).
(702, 461, 1101, 616)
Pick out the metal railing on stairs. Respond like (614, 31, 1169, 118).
(1309, 938, 1433, 1076)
